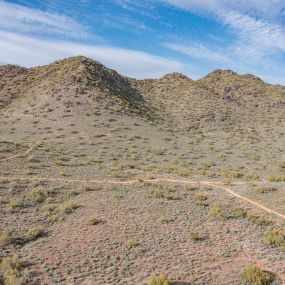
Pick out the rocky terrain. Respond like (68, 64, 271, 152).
(0, 56, 285, 285)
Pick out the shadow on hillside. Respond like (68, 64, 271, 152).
(173, 282, 192, 285)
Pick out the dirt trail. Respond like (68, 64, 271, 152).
(0, 146, 33, 161)
(0, 133, 113, 162)
(0, 175, 284, 221)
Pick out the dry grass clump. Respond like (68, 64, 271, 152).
(157, 215, 174, 224)
(189, 231, 201, 241)
(233, 207, 247, 218)
(194, 193, 208, 206)
(0, 256, 23, 285)
(42, 201, 79, 223)
(125, 239, 139, 249)
(240, 265, 272, 285)
(248, 214, 270, 226)
(5, 198, 22, 213)
(255, 185, 276, 194)
(0, 232, 12, 247)
(263, 228, 285, 249)
(25, 227, 46, 241)
(148, 273, 172, 285)
(209, 204, 224, 219)
(87, 218, 102, 225)
(26, 187, 55, 204)
(222, 179, 233, 186)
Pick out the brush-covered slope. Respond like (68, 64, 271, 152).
(1, 55, 285, 137)
(0, 56, 157, 125)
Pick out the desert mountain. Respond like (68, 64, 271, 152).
(1, 56, 285, 285)
(1, 56, 284, 134)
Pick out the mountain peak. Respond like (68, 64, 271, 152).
(0, 64, 27, 77)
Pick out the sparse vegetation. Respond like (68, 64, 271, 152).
(1, 56, 285, 285)
(209, 204, 224, 219)
(0, 231, 12, 247)
(263, 228, 285, 249)
(148, 273, 172, 285)
(240, 265, 272, 285)
(25, 227, 46, 241)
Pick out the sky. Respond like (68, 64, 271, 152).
(1, 0, 285, 84)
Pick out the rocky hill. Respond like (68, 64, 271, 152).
(1, 56, 284, 134)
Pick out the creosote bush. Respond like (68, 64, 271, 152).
(148, 273, 172, 285)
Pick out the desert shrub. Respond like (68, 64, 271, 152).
(157, 216, 174, 224)
(248, 214, 270, 226)
(263, 228, 285, 248)
(26, 187, 55, 204)
(42, 201, 79, 223)
(125, 239, 139, 249)
(189, 231, 201, 241)
(58, 201, 79, 214)
(150, 188, 165, 199)
(256, 185, 276, 194)
(0, 256, 23, 285)
(233, 207, 247, 218)
(209, 204, 224, 219)
(25, 227, 46, 241)
(194, 193, 208, 206)
(267, 176, 284, 182)
(148, 273, 172, 285)
(222, 179, 233, 186)
(240, 265, 271, 285)
(87, 218, 102, 225)
(5, 198, 22, 213)
(0, 231, 12, 247)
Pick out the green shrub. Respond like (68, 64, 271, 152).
(148, 273, 172, 285)
(240, 265, 271, 285)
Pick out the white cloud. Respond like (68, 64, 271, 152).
(164, 42, 230, 63)
(164, 0, 285, 77)
(0, 30, 186, 79)
(220, 10, 285, 55)
(0, 0, 87, 37)
(165, 0, 285, 21)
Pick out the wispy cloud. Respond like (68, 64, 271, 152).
(0, 30, 186, 79)
(164, 0, 285, 60)
(0, 0, 87, 38)
(220, 10, 285, 56)
(164, 42, 230, 63)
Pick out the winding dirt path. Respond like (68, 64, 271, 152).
(0, 175, 284, 221)
(0, 133, 113, 162)
(0, 146, 34, 162)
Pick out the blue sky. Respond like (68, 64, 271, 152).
(1, 0, 285, 84)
